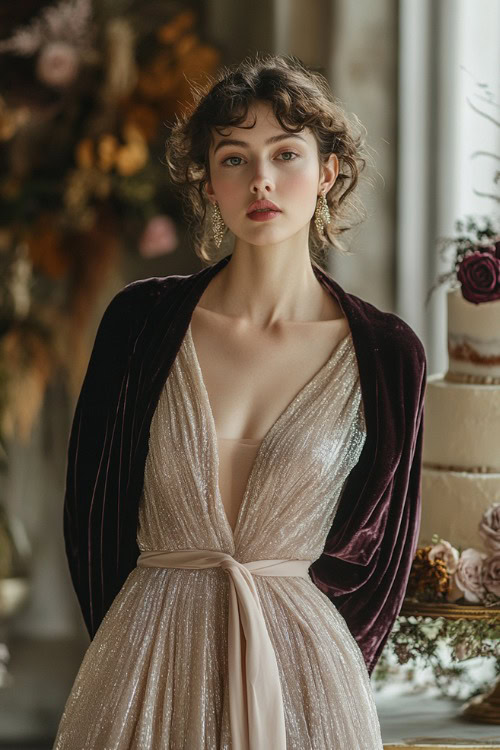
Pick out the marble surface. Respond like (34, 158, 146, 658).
(375, 681, 500, 748)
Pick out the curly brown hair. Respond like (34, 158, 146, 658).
(164, 52, 372, 267)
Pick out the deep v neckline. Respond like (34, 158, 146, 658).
(185, 322, 352, 545)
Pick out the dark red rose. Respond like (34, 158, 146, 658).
(457, 249, 500, 304)
(482, 237, 500, 260)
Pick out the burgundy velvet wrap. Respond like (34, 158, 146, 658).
(63, 253, 427, 676)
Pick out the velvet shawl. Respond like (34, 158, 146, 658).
(63, 252, 427, 676)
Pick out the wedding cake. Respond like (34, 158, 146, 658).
(419, 244, 500, 557)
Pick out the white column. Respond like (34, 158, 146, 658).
(397, 0, 436, 353)
(398, 0, 500, 375)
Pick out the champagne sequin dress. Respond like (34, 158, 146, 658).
(54, 321, 384, 749)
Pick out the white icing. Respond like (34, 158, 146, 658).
(420, 467, 500, 554)
(423, 374, 500, 472)
(447, 288, 500, 377)
(419, 288, 500, 557)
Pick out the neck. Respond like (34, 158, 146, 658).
(199, 248, 340, 327)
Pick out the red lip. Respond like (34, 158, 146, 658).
(247, 210, 281, 222)
(247, 199, 281, 214)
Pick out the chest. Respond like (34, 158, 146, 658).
(188, 307, 351, 440)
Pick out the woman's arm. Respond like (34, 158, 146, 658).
(310, 332, 427, 675)
(63, 283, 139, 637)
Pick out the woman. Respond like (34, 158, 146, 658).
(54, 54, 426, 749)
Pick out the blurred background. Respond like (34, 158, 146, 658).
(0, 0, 498, 746)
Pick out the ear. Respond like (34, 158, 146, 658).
(205, 179, 216, 205)
(318, 153, 339, 194)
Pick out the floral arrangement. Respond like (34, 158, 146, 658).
(374, 615, 500, 700)
(375, 503, 500, 698)
(426, 215, 500, 306)
(407, 503, 500, 607)
(0, 0, 220, 444)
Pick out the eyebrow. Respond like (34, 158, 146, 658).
(213, 133, 307, 155)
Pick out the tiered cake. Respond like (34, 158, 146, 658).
(419, 286, 500, 554)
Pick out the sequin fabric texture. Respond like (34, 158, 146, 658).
(53, 324, 384, 749)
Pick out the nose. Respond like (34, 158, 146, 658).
(249, 161, 275, 193)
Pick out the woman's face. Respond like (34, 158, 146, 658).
(205, 100, 338, 247)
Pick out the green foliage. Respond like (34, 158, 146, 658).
(373, 613, 500, 699)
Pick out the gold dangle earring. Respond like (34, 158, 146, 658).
(314, 193, 331, 234)
(211, 201, 226, 248)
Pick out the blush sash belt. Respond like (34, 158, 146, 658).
(136, 548, 312, 750)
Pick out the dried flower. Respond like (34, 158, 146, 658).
(115, 133, 148, 176)
(0, 97, 30, 141)
(63, 168, 110, 229)
(25, 215, 69, 279)
(97, 134, 119, 172)
(137, 51, 178, 100)
(392, 642, 412, 665)
(124, 105, 159, 143)
(428, 539, 460, 574)
(407, 546, 450, 601)
(75, 138, 94, 169)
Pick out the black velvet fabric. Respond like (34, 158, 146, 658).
(63, 253, 427, 676)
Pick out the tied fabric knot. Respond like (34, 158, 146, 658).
(136, 548, 312, 750)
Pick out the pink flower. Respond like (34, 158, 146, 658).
(482, 551, 500, 598)
(453, 548, 488, 603)
(139, 215, 177, 258)
(457, 248, 500, 304)
(428, 540, 459, 574)
(479, 503, 500, 552)
(36, 42, 80, 88)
